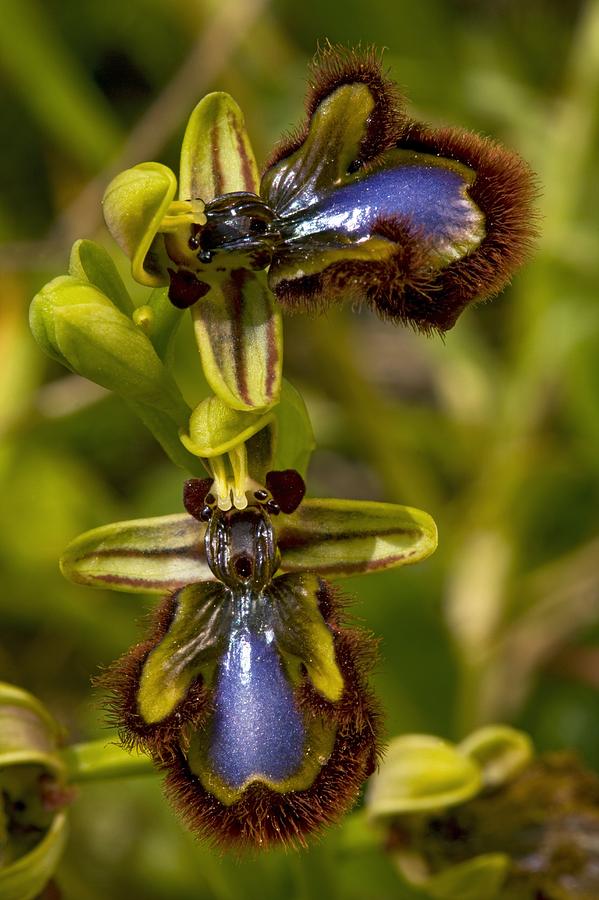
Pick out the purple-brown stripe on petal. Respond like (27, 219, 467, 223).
(225, 269, 252, 407)
(229, 108, 258, 192)
(211, 124, 224, 198)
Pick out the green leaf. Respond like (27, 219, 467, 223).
(268, 573, 344, 701)
(458, 725, 534, 789)
(426, 854, 509, 900)
(367, 735, 482, 817)
(68, 239, 133, 314)
(181, 394, 275, 458)
(179, 92, 260, 201)
(0, 811, 68, 900)
(191, 269, 282, 412)
(275, 497, 438, 577)
(60, 513, 212, 594)
(272, 380, 315, 477)
(103, 162, 177, 286)
(138, 582, 229, 723)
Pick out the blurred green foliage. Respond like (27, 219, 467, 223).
(1, 0, 598, 896)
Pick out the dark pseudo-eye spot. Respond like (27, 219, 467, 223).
(168, 268, 211, 309)
(265, 469, 306, 514)
(234, 556, 253, 579)
(183, 478, 214, 520)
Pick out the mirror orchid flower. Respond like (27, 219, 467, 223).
(61, 470, 437, 848)
(104, 44, 536, 344)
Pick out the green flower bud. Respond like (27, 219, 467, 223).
(30, 276, 190, 421)
(0, 684, 69, 900)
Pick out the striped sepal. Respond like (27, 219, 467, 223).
(276, 498, 437, 576)
(192, 269, 282, 411)
(60, 513, 210, 594)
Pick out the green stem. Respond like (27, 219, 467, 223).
(58, 738, 155, 783)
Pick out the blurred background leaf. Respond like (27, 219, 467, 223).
(1, 0, 598, 896)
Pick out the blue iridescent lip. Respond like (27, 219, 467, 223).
(209, 623, 305, 789)
(277, 162, 482, 254)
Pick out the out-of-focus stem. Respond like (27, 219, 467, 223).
(58, 739, 154, 783)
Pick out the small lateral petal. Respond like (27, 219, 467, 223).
(181, 394, 275, 458)
(191, 268, 282, 412)
(276, 497, 437, 576)
(103, 162, 177, 286)
(179, 92, 260, 202)
(60, 513, 211, 594)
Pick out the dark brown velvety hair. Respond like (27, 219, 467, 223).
(264, 43, 406, 173)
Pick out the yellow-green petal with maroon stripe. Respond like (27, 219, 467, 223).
(60, 513, 211, 594)
(179, 92, 259, 202)
(191, 269, 282, 411)
(103, 162, 176, 286)
(181, 393, 275, 458)
(276, 498, 437, 577)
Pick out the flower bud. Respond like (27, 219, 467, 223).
(30, 276, 189, 420)
(0, 684, 70, 900)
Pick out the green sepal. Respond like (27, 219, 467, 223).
(0, 811, 68, 900)
(30, 276, 190, 420)
(275, 497, 437, 576)
(60, 513, 212, 594)
(458, 725, 534, 789)
(425, 854, 509, 900)
(102, 161, 176, 286)
(271, 379, 315, 477)
(181, 393, 275, 458)
(191, 269, 282, 412)
(267, 573, 343, 702)
(179, 92, 260, 201)
(138, 582, 229, 723)
(262, 81, 375, 215)
(366, 735, 482, 818)
(68, 238, 133, 314)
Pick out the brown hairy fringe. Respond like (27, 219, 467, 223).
(398, 121, 540, 330)
(96, 591, 211, 757)
(270, 126, 538, 332)
(161, 578, 384, 850)
(263, 43, 406, 174)
(271, 216, 441, 332)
